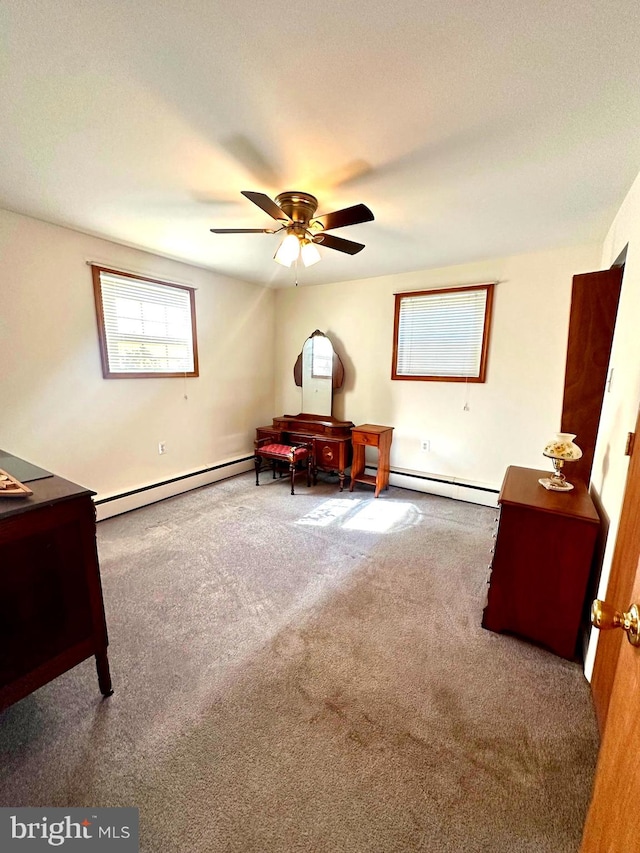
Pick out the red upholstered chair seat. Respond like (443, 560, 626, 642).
(259, 443, 309, 460)
(254, 440, 315, 494)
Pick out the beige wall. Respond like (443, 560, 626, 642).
(274, 244, 599, 498)
(584, 169, 640, 676)
(0, 209, 275, 515)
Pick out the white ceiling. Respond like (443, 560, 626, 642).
(2, 1, 640, 287)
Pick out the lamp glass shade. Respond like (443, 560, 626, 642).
(274, 233, 300, 267)
(539, 432, 582, 491)
(542, 433, 583, 461)
(300, 240, 321, 267)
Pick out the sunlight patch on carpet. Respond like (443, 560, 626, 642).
(296, 498, 420, 533)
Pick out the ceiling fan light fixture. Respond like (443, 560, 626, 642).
(274, 232, 301, 267)
(214, 190, 374, 266)
(300, 239, 321, 267)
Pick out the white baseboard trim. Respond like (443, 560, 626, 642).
(94, 457, 254, 521)
(387, 469, 499, 508)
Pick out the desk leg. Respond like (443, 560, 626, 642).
(350, 445, 365, 491)
(374, 471, 382, 498)
(95, 650, 114, 697)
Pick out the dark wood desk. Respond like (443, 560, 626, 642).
(0, 456, 112, 711)
(482, 465, 599, 659)
(256, 413, 354, 490)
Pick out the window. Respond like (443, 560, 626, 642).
(392, 283, 494, 382)
(91, 266, 199, 379)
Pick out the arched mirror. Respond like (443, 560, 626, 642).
(294, 330, 344, 417)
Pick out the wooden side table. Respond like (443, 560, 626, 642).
(349, 424, 394, 498)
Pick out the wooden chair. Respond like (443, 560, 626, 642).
(254, 439, 315, 495)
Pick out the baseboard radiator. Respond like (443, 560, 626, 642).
(386, 468, 499, 507)
(94, 459, 499, 520)
(94, 457, 254, 520)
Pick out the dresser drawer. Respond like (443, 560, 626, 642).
(286, 433, 314, 449)
(352, 430, 379, 447)
(317, 440, 342, 468)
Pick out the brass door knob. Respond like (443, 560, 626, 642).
(591, 599, 640, 647)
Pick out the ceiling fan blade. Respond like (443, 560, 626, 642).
(310, 159, 373, 193)
(241, 191, 290, 222)
(209, 228, 278, 234)
(220, 135, 282, 187)
(314, 233, 365, 255)
(314, 203, 374, 231)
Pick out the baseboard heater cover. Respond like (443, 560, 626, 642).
(383, 467, 499, 507)
(94, 456, 254, 520)
(94, 458, 500, 520)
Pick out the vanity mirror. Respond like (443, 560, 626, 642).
(293, 330, 344, 416)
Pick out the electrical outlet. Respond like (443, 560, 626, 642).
(158, 442, 166, 455)
(421, 439, 430, 452)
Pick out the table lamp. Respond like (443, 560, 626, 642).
(538, 432, 583, 491)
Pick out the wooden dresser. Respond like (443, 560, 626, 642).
(482, 465, 600, 660)
(256, 413, 354, 490)
(0, 455, 113, 711)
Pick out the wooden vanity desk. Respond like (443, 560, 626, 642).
(256, 413, 354, 490)
(257, 331, 355, 491)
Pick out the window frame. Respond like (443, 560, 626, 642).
(91, 265, 199, 379)
(391, 282, 495, 383)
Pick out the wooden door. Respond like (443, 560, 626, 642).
(590, 407, 640, 728)
(560, 267, 622, 487)
(580, 414, 640, 851)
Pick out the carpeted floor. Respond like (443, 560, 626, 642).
(0, 472, 599, 852)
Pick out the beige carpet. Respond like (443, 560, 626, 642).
(0, 472, 599, 852)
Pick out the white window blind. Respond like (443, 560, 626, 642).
(393, 285, 493, 381)
(94, 269, 198, 377)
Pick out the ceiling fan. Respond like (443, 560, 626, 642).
(210, 190, 374, 268)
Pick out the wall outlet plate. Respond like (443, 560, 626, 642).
(421, 439, 430, 452)
(158, 442, 166, 455)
